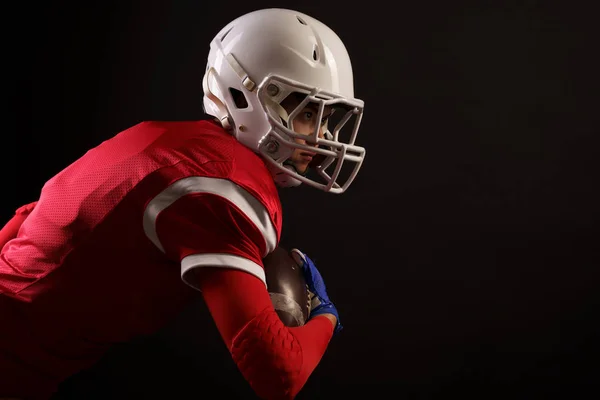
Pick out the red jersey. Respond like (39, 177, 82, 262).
(0, 120, 282, 398)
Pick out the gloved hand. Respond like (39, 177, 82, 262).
(290, 249, 343, 335)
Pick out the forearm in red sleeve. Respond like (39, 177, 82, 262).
(0, 201, 37, 249)
(194, 266, 334, 400)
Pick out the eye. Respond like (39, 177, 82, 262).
(300, 110, 329, 127)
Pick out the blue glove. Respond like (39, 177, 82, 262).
(291, 249, 343, 335)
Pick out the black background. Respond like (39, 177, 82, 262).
(4, 1, 600, 398)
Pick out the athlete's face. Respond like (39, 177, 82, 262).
(280, 94, 332, 174)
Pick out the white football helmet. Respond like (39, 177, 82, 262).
(202, 8, 365, 193)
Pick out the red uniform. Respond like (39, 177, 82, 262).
(0, 120, 290, 398)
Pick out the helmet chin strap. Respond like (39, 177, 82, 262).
(283, 159, 309, 177)
(270, 163, 303, 187)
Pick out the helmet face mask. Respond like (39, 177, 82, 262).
(202, 8, 366, 193)
(256, 75, 365, 193)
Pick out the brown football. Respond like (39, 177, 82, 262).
(263, 246, 310, 327)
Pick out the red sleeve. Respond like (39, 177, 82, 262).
(144, 177, 331, 398)
(195, 266, 335, 400)
(144, 176, 278, 288)
(0, 202, 38, 250)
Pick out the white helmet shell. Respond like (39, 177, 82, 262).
(202, 8, 366, 193)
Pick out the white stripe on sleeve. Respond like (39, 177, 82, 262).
(181, 253, 267, 290)
(143, 176, 277, 257)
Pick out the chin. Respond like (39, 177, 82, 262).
(295, 164, 309, 175)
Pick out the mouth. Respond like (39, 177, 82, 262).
(299, 151, 316, 161)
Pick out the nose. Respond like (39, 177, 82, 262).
(300, 126, 325, 147)
(303, 127, 325, 148)
(299, 138, 318, 149)
(318, 127, 326, 139)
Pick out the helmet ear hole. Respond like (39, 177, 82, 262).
(229, 88, 248, 109)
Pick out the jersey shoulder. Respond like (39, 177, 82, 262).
(162, 120, 280, 204)
(146, 119, 283, 238)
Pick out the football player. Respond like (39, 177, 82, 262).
(0, 8, 365, 400)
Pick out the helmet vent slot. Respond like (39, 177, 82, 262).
(220, 26, 234, 42)
(296, 16, 307, 25)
